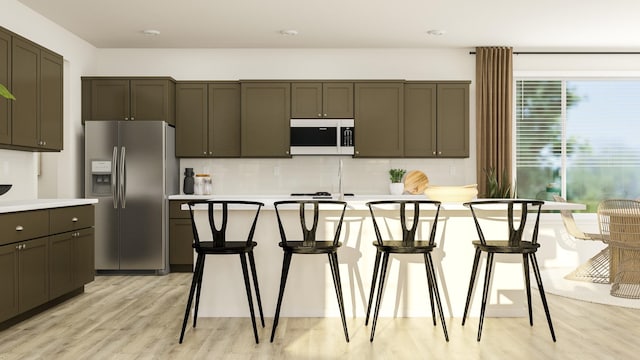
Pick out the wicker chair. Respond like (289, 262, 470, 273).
(553, 195, 610, 284)
(597, 199, 640, 298)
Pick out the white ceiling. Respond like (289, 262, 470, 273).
(17, 0, 640, 50)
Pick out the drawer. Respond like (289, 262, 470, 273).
(170, 201, 190, 219)
(49, 205, 95, 234)
(0, 210, 50, 246)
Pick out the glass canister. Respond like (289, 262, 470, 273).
(194, 174, 212, 195)
(203, 175, 213, 195)
(194, 174, 205, 195)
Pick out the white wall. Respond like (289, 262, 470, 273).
(1, 0, 97, 200)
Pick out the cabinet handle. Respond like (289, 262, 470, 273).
(208, 152, 212, 155)
(43, 141, 46, 146)
(131, 117, 135, 121)
(317, 114, 322, 117)
(323, 114, 327, 117)
(16, 225, 24, 231)
(72, 217, 79, 222)
(124, 117, 129, 121)
(21, 244, 25, 250)
(438, 151, 442, 155)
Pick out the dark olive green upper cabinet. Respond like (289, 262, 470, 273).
(0, 28, 10, 145)
(176, 82, 240, 157)
(404, 83, 437, 157)
(291, 82, 353, 118)
(437, 82, 469, 157)
(241, 82, 291, 157)
(10, 37, 63, 151)
(354, 82, 404, 157)
(404, 82, 469, 158)
(84, 77, 176, 125)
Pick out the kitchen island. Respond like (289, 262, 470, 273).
(169, 194, 586, 319)
(0, 198, 98, 327)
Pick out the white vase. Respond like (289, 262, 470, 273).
(389, 182, 404, 195)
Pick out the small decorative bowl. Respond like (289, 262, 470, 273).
(0, 184, 12, 196)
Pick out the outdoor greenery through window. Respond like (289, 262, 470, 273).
(515, 79, 640, 212)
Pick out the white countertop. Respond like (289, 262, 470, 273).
(0, 198, 99, 213)
(169, 194, 586, 211)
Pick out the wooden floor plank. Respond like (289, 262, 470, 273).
(1, 273, 640, 359)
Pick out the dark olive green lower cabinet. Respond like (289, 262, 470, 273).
(0, 237, 51, 322)
(0, 244, 19, 323)
(49, 228, 95, 300)
(18, 237, 49, 313)
(0, 205, 95, 325)
(354, 82, 404, 157)
(169, 201, 193, 272)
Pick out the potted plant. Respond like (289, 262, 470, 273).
(388, 168, 406, 195)
(0, 84, 15, 100)
(484, 167, 514, 198)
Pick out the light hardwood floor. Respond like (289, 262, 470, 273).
(1, 273, 639, 359)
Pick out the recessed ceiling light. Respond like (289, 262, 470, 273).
(279, 30, 298, 36)
(426, 29, 446, 36)
(142, 29, 161, 36)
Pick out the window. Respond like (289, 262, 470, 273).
(515, 79, 640, 212)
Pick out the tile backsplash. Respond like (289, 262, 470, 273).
(180, 157, 475, 195)
(0, 150, 38, 201)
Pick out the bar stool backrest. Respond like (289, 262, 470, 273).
(463, 199, 544, 247)
(273, 200, 347, 247)
(366, 200, 442, 246)
(187, 200, 264, 248)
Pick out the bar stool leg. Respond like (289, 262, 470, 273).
(240, 253, 259, 344)
(328, 252, 349, 342)
(426, 253, 449, 341)
(462, 248, 482, 326)
(365, 250, 382, 325)
(270, 251, 293, 342)
(248, 250, 265, 327)
(370, 252, 390, 342)
(179, 253, 204, 343)
(192, 254, 206, 328)
(477, 252, 495, 342)
(530, 253, 557, 342)
(523, 253, 533, 326)
(423, 253, 437, 325)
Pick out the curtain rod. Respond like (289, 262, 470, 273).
(469, 51, 640, 55)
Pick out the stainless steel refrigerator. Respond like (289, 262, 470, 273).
(84, 121, 178, 273)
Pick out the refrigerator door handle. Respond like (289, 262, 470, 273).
(120, 146, 127, 208)
(112, 146, 118, 209)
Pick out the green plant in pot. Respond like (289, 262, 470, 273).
(484, 167, 514, 198)
(0, 84, 15, 100)
(388, 168, 406, 195)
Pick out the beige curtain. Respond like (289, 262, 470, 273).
(475, 47, 513, 197)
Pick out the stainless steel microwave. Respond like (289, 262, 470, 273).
(290, 119, 354, 155)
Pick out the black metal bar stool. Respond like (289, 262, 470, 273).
(270, 200, 349, 343)
(179, 200, 265, 344)
(364, 200, 448, 342)
(461, 199, 556, 342)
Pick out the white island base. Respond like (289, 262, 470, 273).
(180, 197, 588, 319)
